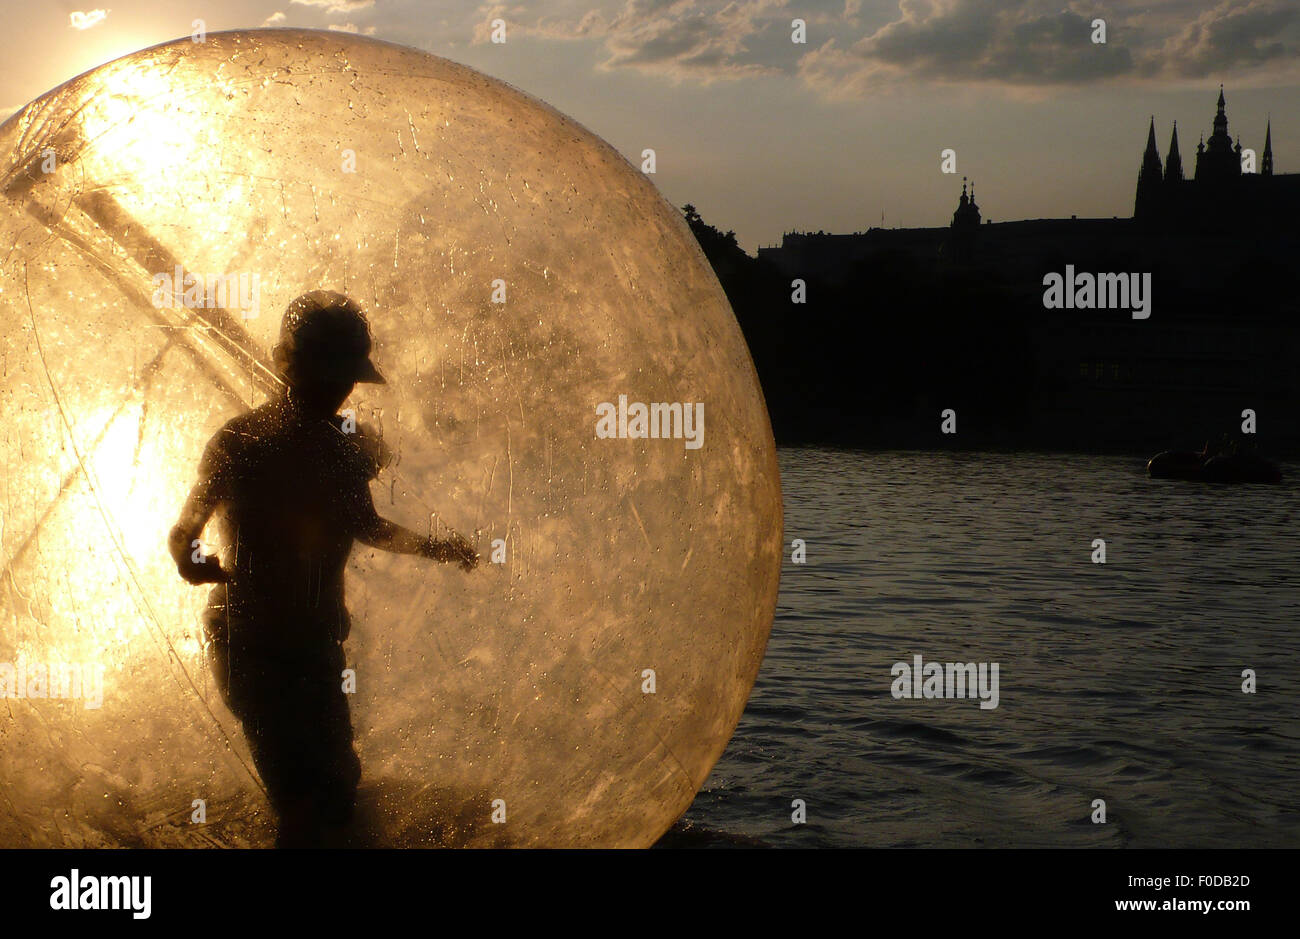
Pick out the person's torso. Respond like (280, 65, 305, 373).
(205, 402, 370, 648)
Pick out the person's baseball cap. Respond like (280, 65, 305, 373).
(278, 291, 386, 385)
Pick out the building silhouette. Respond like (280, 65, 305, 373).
(1135, 86, 1300, 230)
(952, 177, 981, 229)
(726, 87, 1300, 455)
(758, 86, 1295, 280)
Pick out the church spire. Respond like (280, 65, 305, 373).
(1263, 118, 1274, 176)
(1136, 116, 1164, 217)
(951, 177, 980, 229)
(1165, 121, 1183, 183)
(1199, 85, 1239, 180)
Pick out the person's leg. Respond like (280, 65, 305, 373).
(207, 638, 232, 706)
(209, 631, 360, 847)
(256, 646, 360, 846)
(203, 606, 235, 712)
(274, 793, 325, 848)
(313, 642, 362, 827)
(259, 645, 361, 846)
(215, 641, 323, 845)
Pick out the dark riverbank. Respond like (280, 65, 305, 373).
(684, 207, 1300, 458)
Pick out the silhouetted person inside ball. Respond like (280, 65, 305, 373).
(168, 291, 477, 847)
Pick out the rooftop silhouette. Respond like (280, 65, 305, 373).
(686, 88, 1300, 457)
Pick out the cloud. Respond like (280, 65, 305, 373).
(327, 23, 378, 34)
(799, 0, 1136, 95)
(68, 9, 109, 31)
(598, 1, 788, 82)
(475, 0, 813, 83)
(262, 12, 287, 26)
(459, 1, 1300, 95)
(1156, 0, 1299, 77)
(290, 0, 375, 11)
(807, 0, 1300, 93)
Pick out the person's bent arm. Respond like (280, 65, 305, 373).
(169, 438, 229, 585)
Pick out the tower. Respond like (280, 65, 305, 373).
(1262, 119, 1274, 176)
(1164, 121, 1183, 184)
(951, 177, 980, 229)
(1195, 85, 1241, 182)
(1135, 116, 1164, 218)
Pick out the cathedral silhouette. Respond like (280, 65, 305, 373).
(732, 86, 1299, 457)
(1134, 86, 1299, 230)
(757, 85, 1295, 281)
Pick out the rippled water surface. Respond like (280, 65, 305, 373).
(678, 448, 1300, 847)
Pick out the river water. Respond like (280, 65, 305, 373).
(677, 448, 1300, 847)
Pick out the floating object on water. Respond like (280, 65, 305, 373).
(1146, 450, 1281, 484)
(1146, 450, 1205, 480)
(0, 30, 782, 847)
(1200, 453, 1283, 484)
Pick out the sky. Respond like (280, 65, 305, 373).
(1, 1, 1297, 253)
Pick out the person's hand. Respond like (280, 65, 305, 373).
(446, 532, 479, 572)
(178, 553, 229, 585)
(428, 532, 478, 571)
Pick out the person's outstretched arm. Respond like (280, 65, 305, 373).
(357, 513, 478, 571)
(349, 480, 478, 571)
(168, 435, 230, 585)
